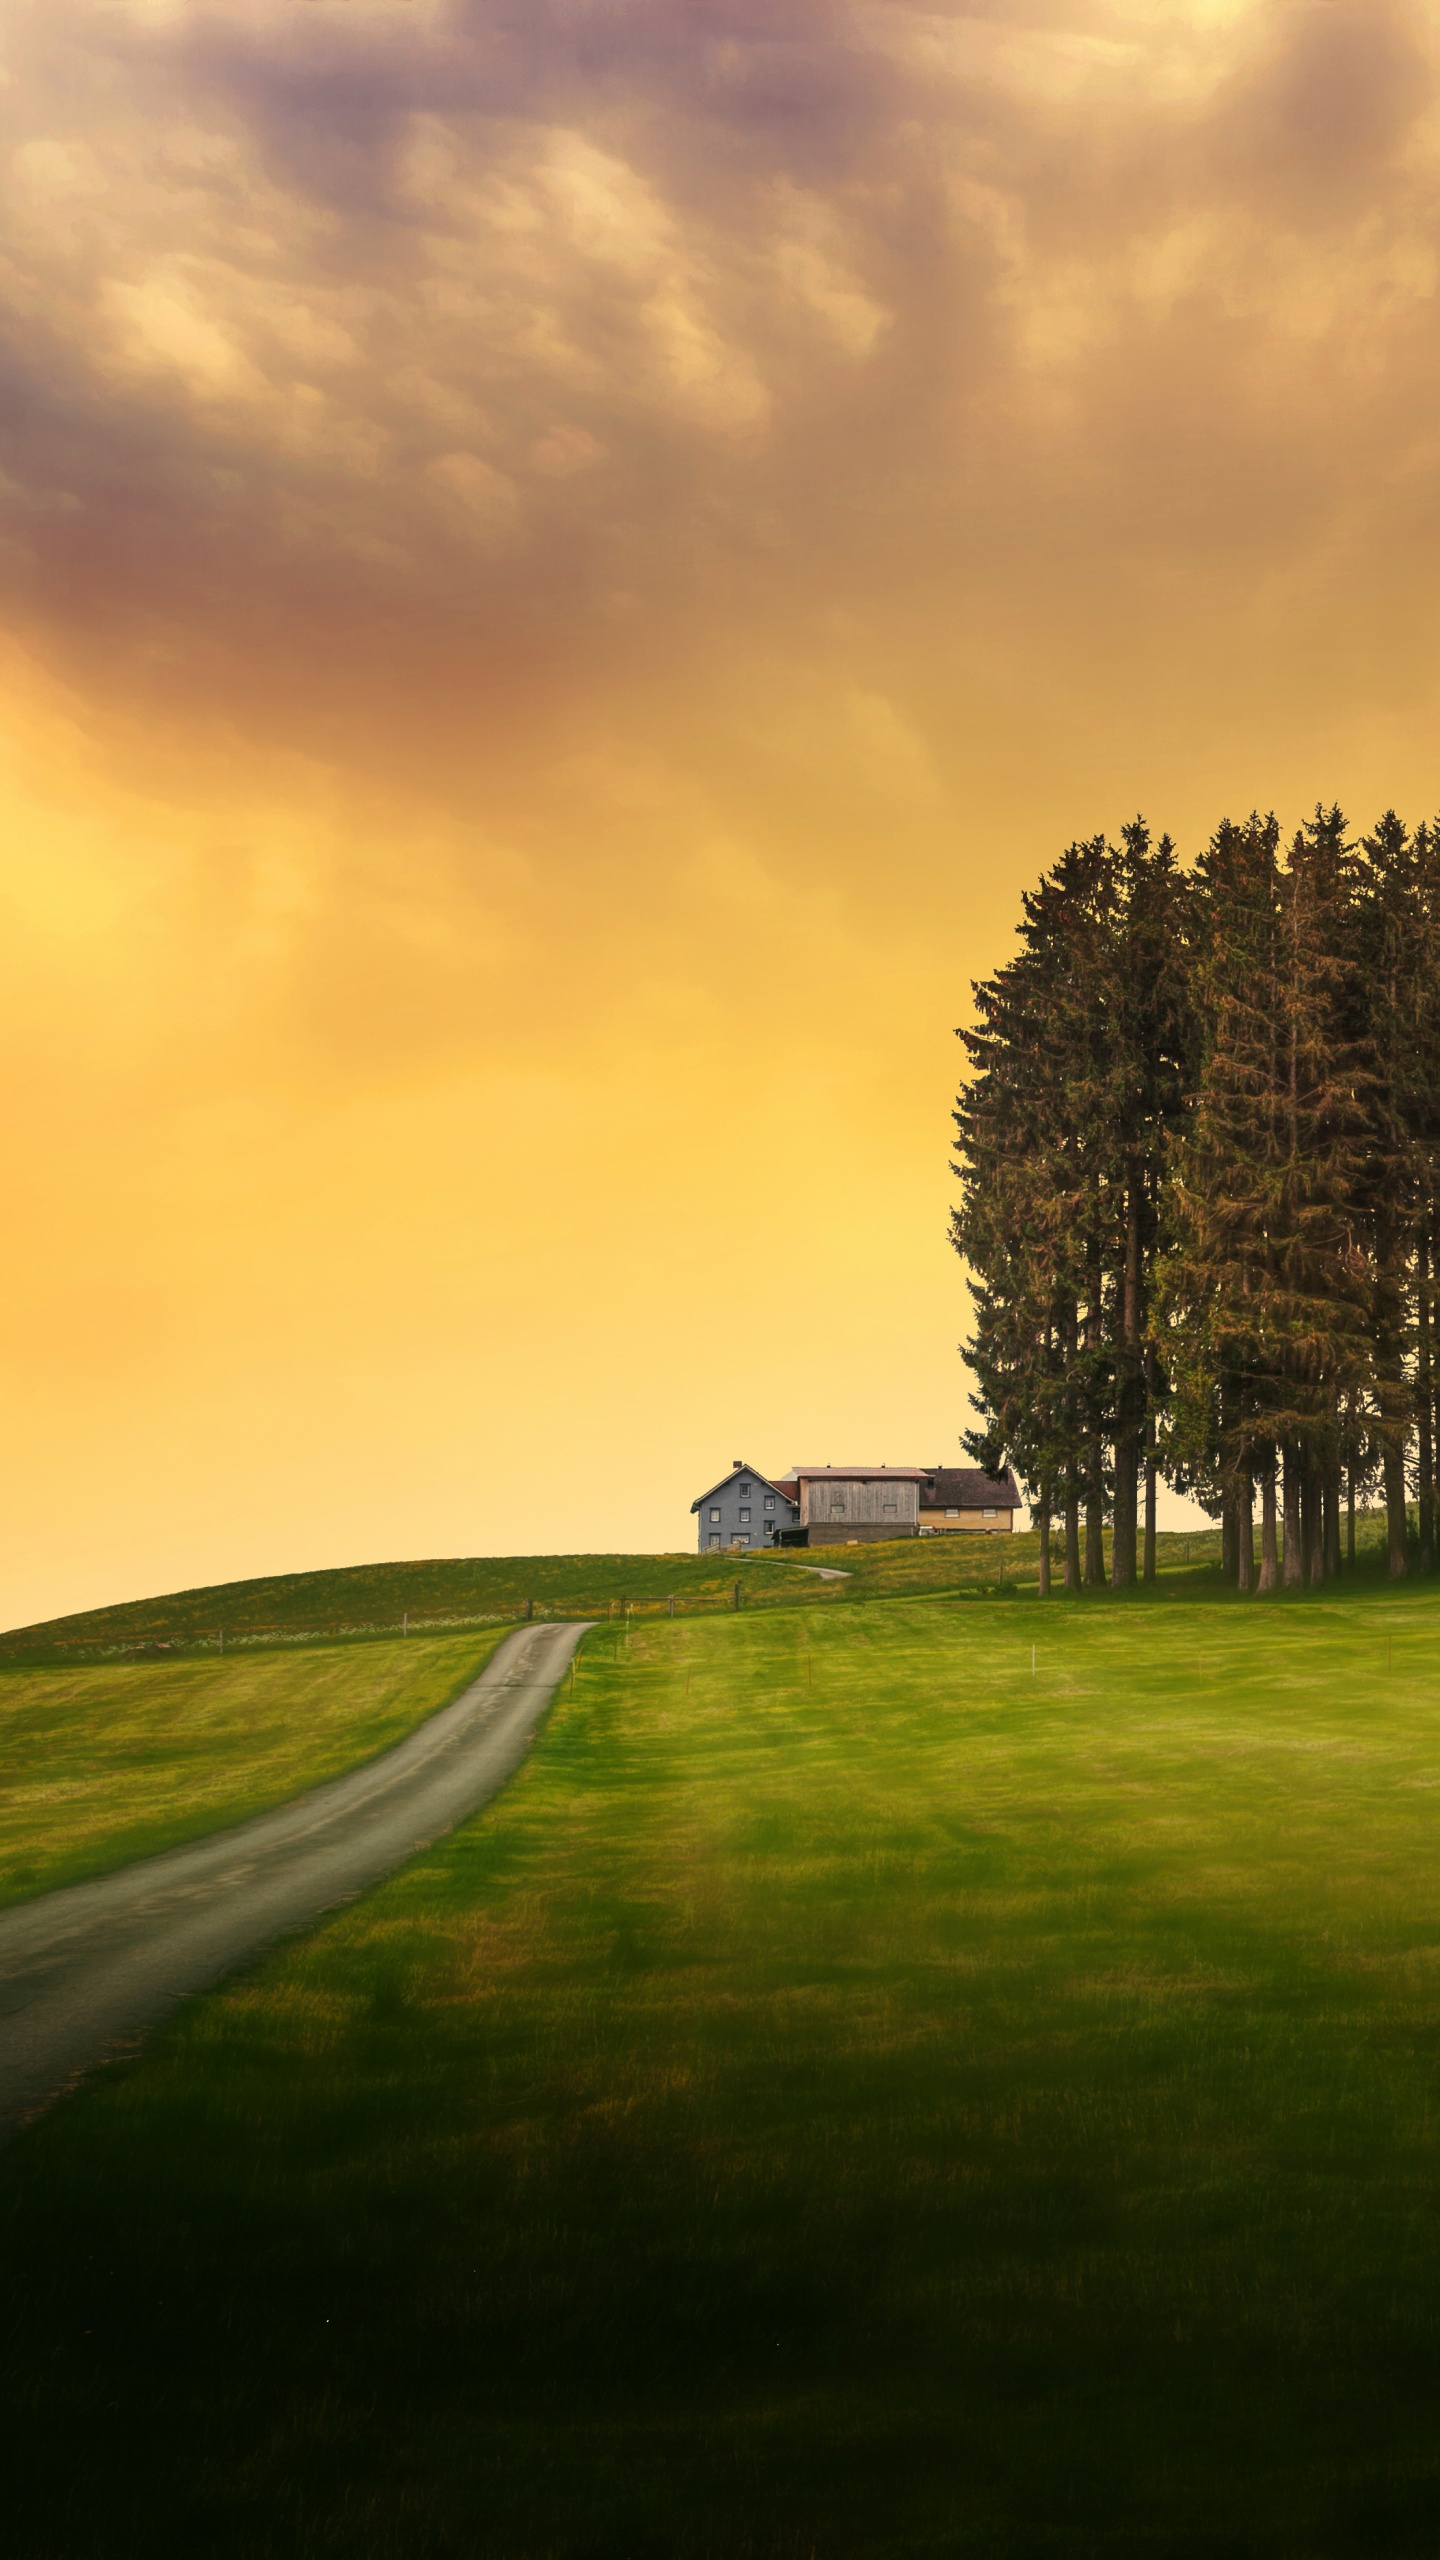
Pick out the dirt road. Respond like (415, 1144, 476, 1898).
(0, 1616, 587, 2136)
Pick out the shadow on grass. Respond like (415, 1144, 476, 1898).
(9, 1587, 1440, 2554)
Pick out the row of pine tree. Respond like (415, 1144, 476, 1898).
(953, 809, 1440, 1593)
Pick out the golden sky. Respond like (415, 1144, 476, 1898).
(1, 0, 1437, 1619)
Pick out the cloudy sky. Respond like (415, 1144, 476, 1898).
(0, 0, 1436, 1618)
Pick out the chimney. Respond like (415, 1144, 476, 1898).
(732, 1458, 743, 1469)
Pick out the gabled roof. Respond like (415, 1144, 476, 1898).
(787, 1465, 929, 1481)
(920, 1466, 1022, 1509)
(690, 1463, 797, 1514)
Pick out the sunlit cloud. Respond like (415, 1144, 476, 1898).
(1, 0, 1439, 1617)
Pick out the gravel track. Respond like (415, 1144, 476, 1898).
(0, 1616, 588, 2136)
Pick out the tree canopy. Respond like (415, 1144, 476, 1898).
(953, 810, 1440, 1590)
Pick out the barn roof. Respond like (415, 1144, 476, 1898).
(786, 1465, 930, 1481)
(920, 1467, 1022, 1508)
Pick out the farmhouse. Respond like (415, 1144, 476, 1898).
(691, 1462, 801, 1552)
(691, 1461, 1023, 1551)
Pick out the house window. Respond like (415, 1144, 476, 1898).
(764, 1495, 775, 1510)
(830, 1497, 846, 1517)
(946, 1507, 959, 1518)
(983, 1507, 997, 1519)
(709, 1533, 722, 1549)
(740, 1482, 752, 1496)
(710, 1508, 721, 1523)
(735, 1534, 750, 1548)
(882, 1500, 897, 1515)
(739, 1508, 750, 1524)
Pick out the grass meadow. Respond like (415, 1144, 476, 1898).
(0, 1629, 507, 1907)
(0, 1514, 1313, 1660)
(8, 1573, 1440, 2552)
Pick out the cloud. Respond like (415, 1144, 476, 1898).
(2, 0, 1437, 918)
(5, 0, 1440, 1605)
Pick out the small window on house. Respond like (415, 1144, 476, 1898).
(830, 1497, 846, 1517)
(945, 1507, 960, 1518)
(710, 1508, 721, 1523)
(983, 1507, 997, 1519)
(739, 1508, 750, 1524)
(740, 1482, 752, 1496)
(735, 1534, 750, 1548)
(883, 1499, 897, 1514)
(764, 1495, 775, 1510)
(709, 1533, 722, 1549)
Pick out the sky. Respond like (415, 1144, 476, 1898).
(1, 0, 1438, 1623)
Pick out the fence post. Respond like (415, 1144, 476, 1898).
(733, 1581, 741, 1611)
(668, 1594, 675, 1617)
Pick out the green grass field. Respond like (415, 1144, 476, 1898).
(0, 1515, 1333, 1662)
(9, 1568, 1440, 2553)
(0, 1547, 821, 1658)
(0, 1630, 508, 1906)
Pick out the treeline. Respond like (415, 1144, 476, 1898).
(953, 810, 1440, 1594)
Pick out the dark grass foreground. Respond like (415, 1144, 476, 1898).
(9, 1583, 1440, 2555)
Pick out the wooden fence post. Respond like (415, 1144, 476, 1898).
(733, 1581, 741, 1610)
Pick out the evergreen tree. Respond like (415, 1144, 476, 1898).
(955, 843, 1111, 1590)
(1158, 811, 1372, 1590)
(956, 799, 1440, 1597)
(955, 826, 1189, 1590)
(1354, 812, 1440, 1577)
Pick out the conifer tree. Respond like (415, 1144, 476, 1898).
(955, 798, 1440, 1596)
(1354, 812, 1440, 1577)
(1153, 812, 1370, 1589)
(955, 826, 1189, 1588)
(955, 843, 1111, 1590)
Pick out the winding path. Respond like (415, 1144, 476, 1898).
(0, 1617, 587, 2136)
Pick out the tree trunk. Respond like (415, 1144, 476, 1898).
(1303, 1460, 1324, 1588)
(1384, 1436, 1410, 1580)
(1282, 1445, 1304, 1589)
(1084, 1452, 1105, 1585)
(1236, 1475, 1255, 1593)
(1323, 1469, 1341, 1583)
(1064, 1469, 1081, 1592)
(1259, 1461, 1278, 1593)
(1376, 1215, 1411, 1582)
(1111, 1180, 1142, 1590)
(1419, 1231, 1434, 1572)
(1111, 1440, 1137, 1590)
(1036, 1496, 1051, 1598)
(1346, 1462, 1356, 1568)
(1143, 1442, 1157, 1583)
(1083, 1274, 1105, 1586)
(1222, 1487, 1238, 1586)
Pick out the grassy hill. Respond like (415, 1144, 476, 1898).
(0, 1516, 1333, 1663)
(8, 1566, 1440, 2553)
(0, 1631, 509, 1907)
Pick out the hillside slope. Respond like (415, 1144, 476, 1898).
(0, 1522, 1268, 1662)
